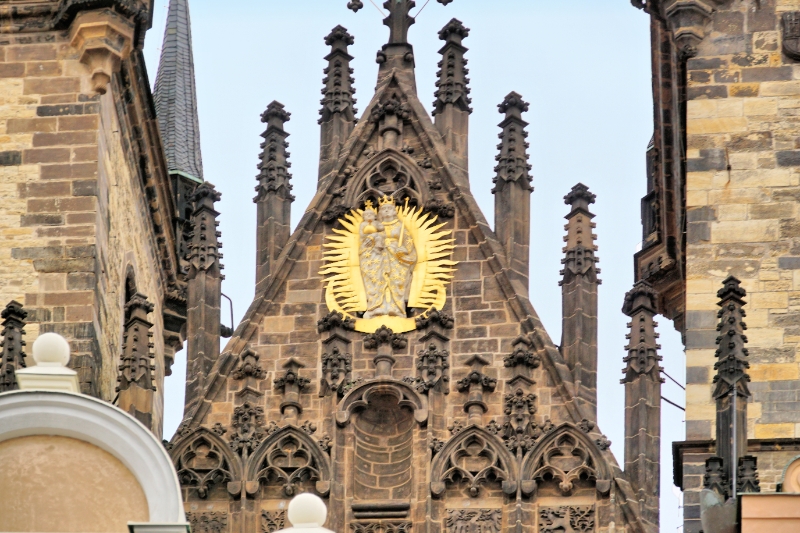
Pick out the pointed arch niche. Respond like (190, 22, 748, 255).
(170, 428, 242, 501)
(430, 425, 518, 499)
(520, 423, 612, 500)
(344, 149, 430, 209)
(247, 425, 332, 499)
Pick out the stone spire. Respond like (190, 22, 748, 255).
(492, 92, 533, 295)
(318, 26, 357, 184)
(116, 293, 157, 430)
(712, 276, 752, 495)
(560, 183, 600, 421)
(184, 182, 223, 415)
(433, 18, 471, 172)
(347, 0, 456, 82)
(621, 281, 663, 528)
(154, 0, 204, 182)
(0, 301, 27, 392)
(255, 101, 294, 290)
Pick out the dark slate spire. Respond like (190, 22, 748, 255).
(154, 0, 204, 182)
(713, 275, 752, 496)
(621, 280, 662, 528)
(493, 92, 533, 295)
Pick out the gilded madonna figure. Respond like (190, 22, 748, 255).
(360, 197, 417, 319)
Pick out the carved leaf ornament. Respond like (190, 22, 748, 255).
(320, 195, 456, 333)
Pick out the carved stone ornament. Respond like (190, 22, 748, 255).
(262, 510, 286, 533)
(318, 310, 356, 332)
(231, 348, 265, 380)
(415, 309, 455, 330)
(737, 455, 760, 494)
(503, 335, 541, 370)
(0, 300, 27, 393)
(229, 402, 266, 457)
(538, 506, 595, 533)
(69, 8, 135, 94)
(351, 523, 412, 533)
(320, 346, 353, 397)
(187, 511, 228, 533)
(445, 509, 501, 533)
(430, 427, 517, 497)
(501, 388, 540, 453)
(250, 426, 332, 497)
(174, 432, 237, 499)
(783, 12, 800, 61)
(320, 195, 456, 334)
(704, 456, 728, 498)
(405, 342, 450, 394)
(522, 425, 611, 497)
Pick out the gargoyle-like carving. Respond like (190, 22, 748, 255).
(251, 427, 331, 497)
(408, 343, 450, 394)
(538, 506, 594, 533)
(431, 427, 516, 497)
(229, 403, 266, 456)
(174, 433, 236, 499)
(187, 512, 228, 533)
(425, 199, 455, 219)
(261, 510, 286, 533)
(446, 509, 501, 533)
(321, 346, 353, 397)
(578, 419, 595, 433)
(231, 348, 265, 380)
(318, 310, 356, 332)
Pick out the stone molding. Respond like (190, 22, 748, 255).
(69, 8, 135, 94)
(0, 390, 185, 523)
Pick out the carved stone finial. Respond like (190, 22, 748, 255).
(492, 92, 532, 192)
(0, 300, 27, 393)
(503, 335, 541, 370)
(363, 325, 408, 350)
(229, 402, 266, 457)
(564, 183, 597, 214)
(407, 343, 450, 394)
(501, 388, 540, 452)
(438, 18, 469, 42)
(231, 348, 265, 380)
(117, 292, 155, 394)
(325, 25, 355, 47)
(621, 281, 663, 384)
(415, 309, 454, 330)
(457, 355, 496, 425)
(737, 455, 760, 494)
(321, 347, 353, 397)
(704, 456, 728, 498)
(712, 276, 750, 401)
(261, 100, 291, 127)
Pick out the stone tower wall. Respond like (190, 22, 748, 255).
(0, 13, 178, 436)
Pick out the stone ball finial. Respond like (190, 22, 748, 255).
(287, 493, 328, 527)
(32, 332, 70, 368)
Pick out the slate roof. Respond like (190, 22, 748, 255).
(154, 0, 204, 182)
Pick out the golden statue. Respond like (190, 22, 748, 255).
(321, 196, 456, 333)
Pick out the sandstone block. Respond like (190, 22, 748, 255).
(711, 220, 779, 242)
(754, 423, 795, 439)
(688, 117, 748, 134)
(749, 363, 799, 381)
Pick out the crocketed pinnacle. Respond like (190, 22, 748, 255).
(154, 0, 204, 182)
(492, 92, 532, 192)
(713, 275, 751, 400)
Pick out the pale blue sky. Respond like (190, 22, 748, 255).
(143, 2, 685, 531)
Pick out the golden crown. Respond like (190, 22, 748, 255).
(363, 199, 376, 211)
(378, 195, 395, 206)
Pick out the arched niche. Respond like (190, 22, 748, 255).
(520, 423, 612, 498)
(0, 390, 185, 523)
(335, 379, 428, 427)
(247, 425, 332, 498)
(170, 427, 242, 500)
(430, 425, 518, 498)
(344, 149, 430, 208)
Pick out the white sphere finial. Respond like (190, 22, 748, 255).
(32, 332, 70, 367)
(287, 493, 327, 528)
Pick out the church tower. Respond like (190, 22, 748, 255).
(167, 2, 659, 533)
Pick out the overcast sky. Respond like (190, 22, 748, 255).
(143, 2, 685, 531)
